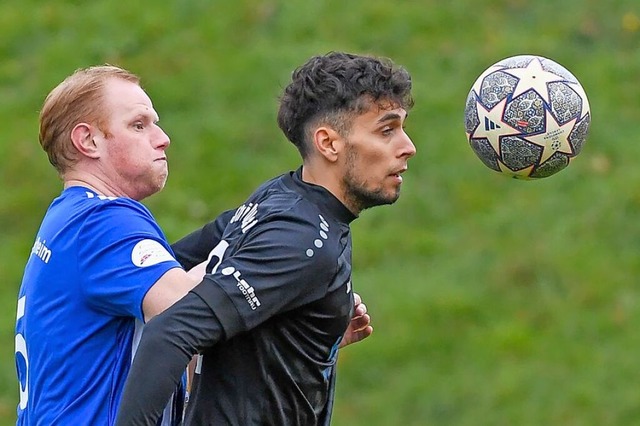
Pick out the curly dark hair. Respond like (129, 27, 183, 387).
(277, 51, 414, 158)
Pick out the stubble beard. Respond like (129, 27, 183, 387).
(133, 169, 168, 201)
(342, 148, 400, 214)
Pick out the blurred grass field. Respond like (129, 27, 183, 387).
(1, 0, 639, 424)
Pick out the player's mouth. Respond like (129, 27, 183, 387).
(390, 167, 408, 183)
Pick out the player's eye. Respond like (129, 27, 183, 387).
(381, 126, 394, 136)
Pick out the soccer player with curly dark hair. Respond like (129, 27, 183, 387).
(116, 51, 416, 426)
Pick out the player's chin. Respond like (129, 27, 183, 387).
(388, 190, 401, 204)
(377, 189, 401, 206)
(387, 181, 403, 201)
(156, 173, 169, 190)
(147, 174, 169, 197)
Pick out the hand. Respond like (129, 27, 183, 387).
(339, 292, 373, 348)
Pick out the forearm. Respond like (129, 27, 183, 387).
(116, 291, 224, 425)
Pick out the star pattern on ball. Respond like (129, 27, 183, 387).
(498, 161, 534, 178)
(471, 64, 506, 95)
(472, 97, 521, 156)
(567, 80, 590, 119)
(503, 58, 566, 104)
(524, 109, 577, 163)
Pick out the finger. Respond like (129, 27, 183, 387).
(353, 302, 367, 317)
(339, 325, 374, 348)
(353, 292, 362, 306)
(350, 326, 373, 343)
(349, 313, 371, 332)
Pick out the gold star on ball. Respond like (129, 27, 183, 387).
(524, 109, 577, 163)
(498, 161, 534, 178)
(502, 58, 566, 104)
(472, 97, 521, 155)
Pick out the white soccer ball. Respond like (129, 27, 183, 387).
(464, 55, 591, 179)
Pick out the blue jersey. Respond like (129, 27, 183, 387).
(15, 186, 181, 425)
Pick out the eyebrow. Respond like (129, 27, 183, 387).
(377, 111, 406, 123)
(131, 110, 160, 122)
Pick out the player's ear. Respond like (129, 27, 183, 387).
(312, 126, 342, 163)
(70, 123, 100, 159)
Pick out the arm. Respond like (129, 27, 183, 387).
(116, 289, 224, 426)
(147, 232, 371, 340)
(141, 267, 203, 322)
(168, 208, 375, 341)
(137, 210, 233, 321)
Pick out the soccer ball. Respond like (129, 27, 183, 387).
(464, 55, 591, 179)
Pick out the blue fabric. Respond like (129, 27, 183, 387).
(15, 187, 181, 425)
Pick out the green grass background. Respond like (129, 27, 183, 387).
(1, 0, 639, 424)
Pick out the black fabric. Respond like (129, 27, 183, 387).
(115, 291, 224, 426)
(117, 168, 357, 425)
(171, 209, 235, 270)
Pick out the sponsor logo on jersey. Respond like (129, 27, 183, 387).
(230, 203, 259, 233)
(131, 239, 175, 267)
(31, 237, 51, 264)
(221, 266, 261, 310)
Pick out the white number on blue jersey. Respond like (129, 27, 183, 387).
(15, 296, 29, 410)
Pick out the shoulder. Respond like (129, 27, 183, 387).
(236, 196, 346, 265)
(57, 190, 165, 244)
(61, 188, 153, 217)
(82, 193, 157, 227)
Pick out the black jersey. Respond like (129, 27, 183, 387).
(116, 168, 357, 426)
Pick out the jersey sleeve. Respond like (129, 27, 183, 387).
(115, 291, 224, 426)
(171, 209, 235, 270)
(192, 209, 340, 339)
(78, 200, 181, 320)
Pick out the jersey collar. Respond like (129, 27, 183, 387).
(286, 167, 357, 224)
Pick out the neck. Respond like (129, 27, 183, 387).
(63, 171, 125, 199)
(301, 164, 358, 215)
(301, 163, 335, 193)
